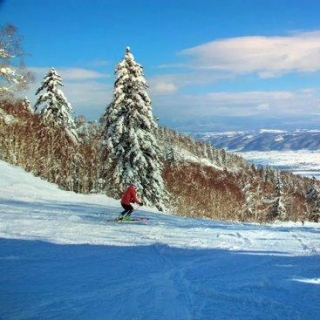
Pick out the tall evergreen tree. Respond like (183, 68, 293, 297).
(102, 47, 166, 210)
(34, 67, 78, 144)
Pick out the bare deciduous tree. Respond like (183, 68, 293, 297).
(0, 24, 33, 96)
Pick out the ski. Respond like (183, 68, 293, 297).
(106, 217, 150, 222)
(118, 217, 150, 222)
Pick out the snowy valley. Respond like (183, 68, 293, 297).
(236, 150, 320, 180)
(1, 160, 320, 320)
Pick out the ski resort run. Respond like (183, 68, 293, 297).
(0, 160, 319, 320)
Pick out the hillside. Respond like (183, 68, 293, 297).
(1, 160, 320, 320)
(1, 100, 320, 223)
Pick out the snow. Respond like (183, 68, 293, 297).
(237, 150, 320, 179)
(0, 160, 320, 319)
(259, 129, 287, 134)
(0, 108, 15, 124)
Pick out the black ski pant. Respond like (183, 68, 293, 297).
(121, 203, 134, 216)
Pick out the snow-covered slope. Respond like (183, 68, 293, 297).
(0, 161, 320, 319)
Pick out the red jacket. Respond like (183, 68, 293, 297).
(121, 185, 140, 205)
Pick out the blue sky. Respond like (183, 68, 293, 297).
(2, 0, 320, 132)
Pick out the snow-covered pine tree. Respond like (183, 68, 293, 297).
(272, 172, 286, 220)
(34, 68, 78, 144)
(306, 176, 320, 222)
(102, 47, 167, 210)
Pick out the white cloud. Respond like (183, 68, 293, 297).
(152, 88, 320, 120)
(60, 68, 109, 81)
(149, 72, 235, 95)
(29, 67, 108, 81)
(256, 103, 270, 111)
(149, 79, 178, 95)
(179, 31, 320, 77)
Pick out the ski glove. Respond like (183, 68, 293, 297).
(139, 202, 144, 206)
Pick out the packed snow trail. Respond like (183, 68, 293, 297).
(0, 161, 320, 320)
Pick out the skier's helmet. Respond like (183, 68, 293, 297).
(131, 183, 138, 189)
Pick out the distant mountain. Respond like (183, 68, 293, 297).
(193, 129, 320, 151)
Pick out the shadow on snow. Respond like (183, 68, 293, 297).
(0, 238, 319, 320)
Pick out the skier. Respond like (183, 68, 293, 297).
(118, 183, 143, 220)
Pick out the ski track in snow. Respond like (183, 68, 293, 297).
(0, 161, 320, 320)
